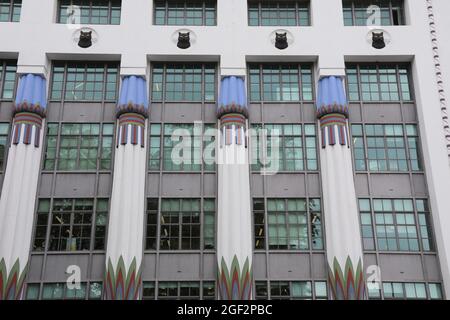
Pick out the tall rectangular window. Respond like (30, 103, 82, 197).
(148, 123, 215, 172)
(0, 0, 21, 22)
(255, 198, 323, 250)
(343, 0, 404, 26)
(148, 198, 215, 250)
(251, 124, 317, 172)
(0, 123, 9, 170)
(346, 64, 412, 102)
(358, 198, 434, 252)
(351, 124, 421, 172)
(33, 198, 109, 252)
(58, 0, 121, 25)
(151, 63, 216, 102)
(248, 1, 310, 26)
(249, 64, 313, 102)
(50, 62, 119, 101)
(0, 60, 17, 100)
(154, 0, 216, 26)
(44, 123, 114, 171)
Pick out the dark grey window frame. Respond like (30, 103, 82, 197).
(153, 0, 217, 26)
(248, 0, 311, 26)
(57, 0, 121, 25)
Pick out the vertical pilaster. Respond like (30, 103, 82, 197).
(104, 76, 148, 300)
(216, 76, 253, 300)
(317, 76, 366, 300)
(0, 74, 47, 300)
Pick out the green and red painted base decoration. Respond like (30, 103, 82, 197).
(104, 256, 142, 300)
(218, 255, 252, 300)
(328, 256, 366, 300)
(0, 258, 27, 300)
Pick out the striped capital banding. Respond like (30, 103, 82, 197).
(12, 112, 43, 147)
(220, 113, 247, 147)
(117, 113, 146, 147)
(319, 113, 348, 148)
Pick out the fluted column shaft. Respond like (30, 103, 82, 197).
(216, 76, 253, 300)
(104, 76, 148, 300)
(317, 76, 366, 300)
(0, 74, 47, 300)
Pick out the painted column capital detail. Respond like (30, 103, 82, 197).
(217, 76, 248, 119)
(14, 74, 47, 118)
(116, 75, 149, 118)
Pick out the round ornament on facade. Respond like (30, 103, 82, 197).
(172, 29, 197, 49)
(270, 29, 294, 50)
(73, 27, 98, 49)
(367, 28, 391, 50)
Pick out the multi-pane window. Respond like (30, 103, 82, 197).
(0, 60, 17, 100)
(255, 281, 327, 300)
(249, 64, 313, 102)
(152, 63, 216, 102)
(251, 124, 317, 172)
(358, 198, 434, 252)
(154, 0, 216, 26)
(32, 198, 109, 252)
(352, 124, 421, 172)
(158, 282, 200, 299)
(346, 64, 411, 102)
(149, 123, 215, 172)
(148, 281, 215, 300)
(147, 198, 215, 250)
(368, 282, 443, 300)
(26, 282, 102, 300)
(248, 1, 310, 26)
(0, 0, 21, 22)
(0, 123, 9, 170)
(254, 198, 323, 250)
(50, 62, 119, 101)
(44, 123, 114, 171)
(343, 0, 404, 26)
(58, 0, 121, 25)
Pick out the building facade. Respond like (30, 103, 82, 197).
(1, 0, 450, 300)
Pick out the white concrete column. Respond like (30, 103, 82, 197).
(103, 75, 148, 300)
(317, 76, 366, 300)
(0, 72, 47, 300)
(216, 76, 253, 300)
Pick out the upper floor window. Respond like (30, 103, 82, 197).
(146, 198, 216, 251)
(154, 0, 216, 26)
(346, 64, 412, 102)
(358, 198, 434, 252)
(248, 1, 310, 26)
(44, 123, 114, 171)
(0, 0, 21, 22)
(0, 60, 17, 100)
(251, 124, 318, 172)
(51, 62, 119, 101)
(148, 123, 215, 172)
(58, 0, 121, 25)
(343, 0, 404, 26)
(0, 123, 9, 171)
(142, 281, 215, 300)
(253, 198, 323, 250)
(33, 198, 109, 252)
(352, 124, 421, 172)
(249, 64, 313, 102)
(152, 63, 216, 102)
